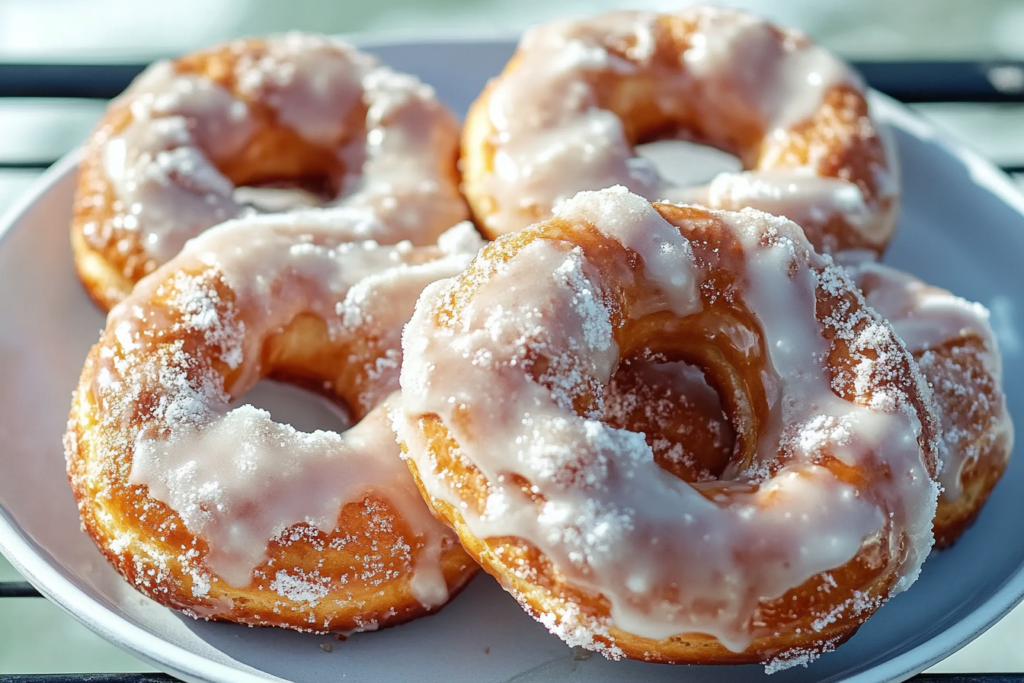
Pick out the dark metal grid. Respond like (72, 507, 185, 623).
(0, 582, 39, 598)
(0, 677, 179, 683)
(1, 57, 1023, 682)
(1, 59, 1024, 102)
(1, 59, 1024, 172)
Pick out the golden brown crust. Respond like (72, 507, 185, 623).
(603, 359, 734, 482)
(398, 201, 940, 664)
(65, 263, 478, 632)
(405, 449, 869, 664)
(923, 337, 1012, 548)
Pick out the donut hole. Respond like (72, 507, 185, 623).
(613, 295, 775, 484)
(220, 312, 370, 431)
(635, 139, 742, 188)
(233, 175, 339, 213)
(212, 107, 355, 213)
(602, 357, 735, 483)
(231, 378, 353, 434)
(224, 133, 348, 213)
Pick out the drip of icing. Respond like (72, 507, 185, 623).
(131, 399, 426, 589)
(106, 63, 249, 261)
(681, 8, 853, 131)
(102, 33, 465, 268)
(479, 8, 887, 247)
(397, 187, 936, 652)
(112, 216, 484, 601)
(841, 256, 1013, 502)
(554, 189, 699, 315)
(668, 171, 877, 242)
(234, 33, 369, 146)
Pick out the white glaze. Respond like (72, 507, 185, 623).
(130, 398, 448, 600)
(100, 215, 483, 606)
(842, 257, 998, 364)
(478, 7, 893, 251)
(554, 188, 700, 316)
(234, 33, 367, 146)
(102, 33, 465, 268)
(397, 187, 937, 656)
(106, 64, 248, 262)
(670, 170, 880, 243)
(681, 8, 851, 131)
(841, 256, 1013, 502)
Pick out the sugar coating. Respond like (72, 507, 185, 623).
(532, 593, 625, 661)
(477, 7, 894, 250)
(555, 189, 700, 316)
(270, 568, 332, 606)
(762, 637, 841, 675)
(840, 255, 1014, 502)
(397, 187, 938, 661)
(603, 358, 733, 483)
(101, 33, 465, 268)
(79, 213, 483, 617)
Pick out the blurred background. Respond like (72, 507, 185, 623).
(1, 0, 1024, 677)
(1, 0, 1024, 181)
(3, 0, 1024, 61)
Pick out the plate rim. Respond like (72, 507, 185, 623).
(0, 150, 283, 683)
(842, 96, 1024, 683)
(0, 41, 1023, 683)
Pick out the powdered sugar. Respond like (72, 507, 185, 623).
(269, 568, 332, 606)
(534, 595, 626, 661)
(552, 248, 613, 352)
(763, 638, 840, 675)
(842, 257, 1013, 505)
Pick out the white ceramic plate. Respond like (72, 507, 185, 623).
(2, 39, 1024, 683)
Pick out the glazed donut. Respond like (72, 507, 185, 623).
(64, 213, 483, 631)
(395, 187, 940, 667)
(73, 32, 467, 309)
(840, 257, 1013, 548)
(461, 8, 898, 255)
